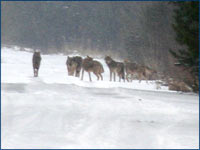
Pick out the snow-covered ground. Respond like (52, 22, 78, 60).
(1, 47, 199, 149)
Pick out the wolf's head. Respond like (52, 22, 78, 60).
(85, 56, 93, 61)
(104, 56, 113, 64)
(67, 56, 77, 76)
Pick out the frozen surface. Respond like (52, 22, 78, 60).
(1, 47, 199, 149)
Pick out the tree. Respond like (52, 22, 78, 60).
(170, 1, 199, 90)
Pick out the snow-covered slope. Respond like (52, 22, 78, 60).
(1, 47, 199, 149)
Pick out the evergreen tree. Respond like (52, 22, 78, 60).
(170, 2, 199, 81)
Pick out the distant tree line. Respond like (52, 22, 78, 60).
(2, 3, 174, 51)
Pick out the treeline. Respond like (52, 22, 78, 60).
(2, 2, 127, 52)
(2, 2, 176, 56)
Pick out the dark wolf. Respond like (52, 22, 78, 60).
(104, 56, 125, 82)
(66, 56, 82, 77)
(32, 51, 42, 77)
(81, 56, 104, 82)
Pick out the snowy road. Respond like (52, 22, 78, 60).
(1, 47, 199, 149)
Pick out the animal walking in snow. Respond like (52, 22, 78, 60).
(124, 59, 139, 82)
(142, 65, 157, 81)
(81, 56, 104, 82)
(124, 59, 158, 83)
(104, 56, 125, 82)
(136, 65, 157, 83)
(32, 51, 42, 77)
(66, 56, 82, 77)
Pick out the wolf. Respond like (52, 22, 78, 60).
(124, 59, 139, 82)
(124, 59, 158, 82)
(135, 65, 158, 83)
(32, 51, 42, 77)
(66, 56, 82, 77)
(104, 56, 125, 82)
(141, 65, 157, 80)
(136, 65, 148, 82)
(81, 56, 104, 82)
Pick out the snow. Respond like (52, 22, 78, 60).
(1, 47, 199, 149)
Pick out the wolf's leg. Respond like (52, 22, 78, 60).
(88, 72, 92, 82)
(75, 69, 78, 77)
(122, 72, 125, 82)
(100, 74, 103, 81)
(34, 69, 37, 77)
(137, 74, 141, 83)
(145, 75, 148, 83)
(94, 73, 99, 80)
(126, 74, 129, 82)
(114, 72, 116, 82)
(35, 69, 38, 77)
(119, 76, 121, 82)
(110, 71, 112, 81)
(81, 70, 84, 80)
(37, 68, 40, 77)
(78, 70, 81, 77)
(33, 68, 35, 77)
(72, 69, 75, 76)
(139, 75, 142, 83)
(131, 74, 134, 82)
(76, 69, 80, 77)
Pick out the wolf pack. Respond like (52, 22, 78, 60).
(32, 51, 157, 83)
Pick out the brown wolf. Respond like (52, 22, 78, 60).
(142, 65, 157, 80)
(81, 56, 104, 82)
(104, 56, 125, 82)
(32, 51, 42, 77)
(66, 56, 82, 77)
(124, 59, 139, 82)
(136, 65, 149, 82)
(135, 65, 158, 83)
(124, 59, 157, 82)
